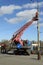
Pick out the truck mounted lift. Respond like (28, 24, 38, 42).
(1, 12, 38, 55)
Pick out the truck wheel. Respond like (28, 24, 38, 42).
(1, 47, 6, 54)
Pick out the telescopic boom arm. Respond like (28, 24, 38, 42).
(11, 12, 38, 45)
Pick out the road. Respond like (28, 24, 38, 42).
(0, 54, 43, 65)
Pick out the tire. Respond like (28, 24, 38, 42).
(1, 46, 6, 54)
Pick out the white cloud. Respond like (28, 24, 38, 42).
(23, 2, 37, 8)
(4, 9, 37, 24)
(0, 5, 21, 15)
(0, 1, 43, 16)
(23, 2, 43, 8)
(4, 17, 24, 24)
(1, 1, 42, 24)
(16, 9, 37, 19)
(39, 2, 43, 7)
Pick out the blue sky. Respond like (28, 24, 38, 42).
(0, 0, 43, 41)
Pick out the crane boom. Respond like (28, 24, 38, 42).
(11, 12, 38, 45)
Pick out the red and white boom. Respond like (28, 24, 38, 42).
(11, 12, 38, 45)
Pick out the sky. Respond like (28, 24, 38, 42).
(0, 0, 43, 41)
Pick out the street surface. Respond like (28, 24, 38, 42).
(0, 54, 43, 65)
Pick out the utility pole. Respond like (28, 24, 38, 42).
(37, 15, 41, 60)
(30, 0, 41, 60)
(37, 0, 41, 60)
